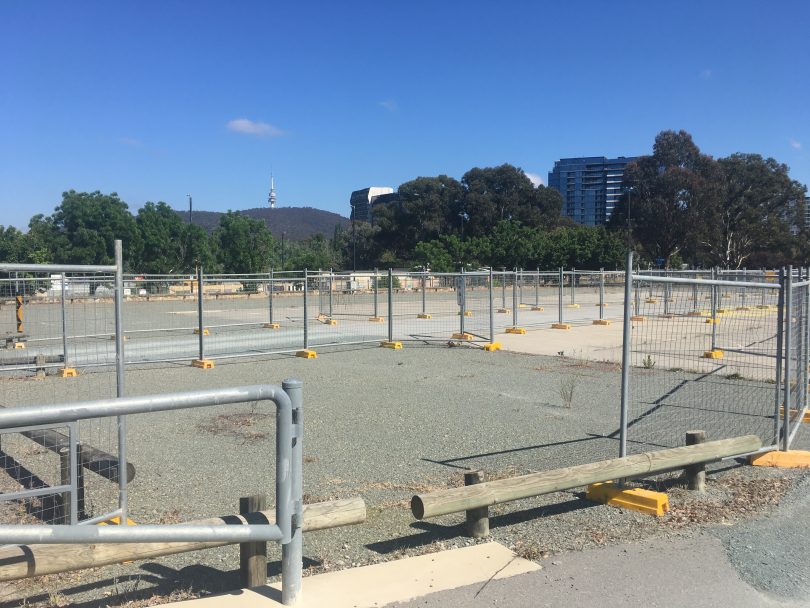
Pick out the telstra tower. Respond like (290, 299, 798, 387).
(268, 173, 277, 209)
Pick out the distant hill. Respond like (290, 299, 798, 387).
(178, 206, 350, 241)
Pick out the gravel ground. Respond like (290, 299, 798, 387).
(0, 343, 806, 607)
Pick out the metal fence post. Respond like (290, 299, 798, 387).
(268, 267, 274, 326)
(370, 267, 377, 320)
(421, 272, 427, 316)
(60, 274, 69, 369)
(197, 264, 205, 362)
(489, 267, 495, 344)
(599, 268, 605, 320)
(459, 267, 466, 336)
(535, 268, 540, 307)
(329, 269, 334, 319)
(501, 268, 506, 309)
(774, 268, 785, 445)
(619, 251, 634, 458)
(558, 267, 564, 325)
(710, 267, 718, 351)
(281, 378, 303, 605)
(570, 267, 576, 305)
(387, 269, 394, 343)
(804, 273, 810, 420)
(783, 266, 794, 451)
(663, 270, 670, 316)
(114, 239, 128, 524)
(303, 269, 309, 351)
(512, 268, 518, 328)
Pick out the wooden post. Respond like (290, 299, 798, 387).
(464, 470, 489, 538)
(684, 430, 707, 492)
(239, 494, 267, 588)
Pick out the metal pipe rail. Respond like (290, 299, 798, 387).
(0, 263, 118, 274)
(0, 381, 304, 603)
(632, 274, 779, 290)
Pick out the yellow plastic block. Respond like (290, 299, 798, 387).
(645, 298, 658, 304)
(451, 333, 474, 341)
(736, 306, 752, 311)
(483, 342, 502, 352)
(566, 303, 581, 309)
(778, 407, 810, 424)
(592, 319, 612, 326)
(58, 368, 78, 378)
(705, 318, 719, 325)
(464, 311, 474, 317)
(263, 322, 281, 329)
(702, 349, 724, 359)
(750, 451, 810, 469)
(295, 350, 317, 359)
(630, 315, 646, 322)
(531, 306, 545, 312)
(417, 313, 432, 319)
(368, 316, 384, 323)
(518, 303, 529, 309)
(756, 305, 771, 310)
(191, 359, 215, 369)
(193, 328, 210, 335)
(595, 303, 608, 307)
(506, 327, 526, 334)
(13, 342, 25, 349)
(497, 308, 511, 314)
(109, 334, 129, 341)
(586, 482, 669, 517)
(716, 308, 731, 314)
(325, 319, 338, 326)
(97, 516, 137, 526)
(551, 323, 571, 330)
(380, 341, 403, 349)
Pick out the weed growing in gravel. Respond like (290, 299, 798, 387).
(642, 354, 656, 369)
(725, 372, 744, 380)
(558, 376, 578, 408)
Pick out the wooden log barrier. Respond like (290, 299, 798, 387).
(411, 435, 761, 520)
(0, 497, 366, 582)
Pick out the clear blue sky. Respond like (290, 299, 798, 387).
(1, 1, 807, 229)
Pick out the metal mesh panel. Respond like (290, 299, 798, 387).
(0, 270, 120, 524)
(626, 275, 781, 455)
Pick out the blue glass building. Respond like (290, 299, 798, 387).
(548, 156, 637, 226)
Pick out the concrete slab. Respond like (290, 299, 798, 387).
(498, 321, 625, 361)
(167, 542, 540, 608)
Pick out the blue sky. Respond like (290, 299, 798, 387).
(1, 1, 807, 229)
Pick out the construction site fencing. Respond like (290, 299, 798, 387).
(619, 255, 807, 460)
(0, 244, 126, 526)
(108, 267, 630, 364)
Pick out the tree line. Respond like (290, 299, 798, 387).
(0, 191, 342, 274)
(0, 130, 806, 273)
(609, 130, 808, 269)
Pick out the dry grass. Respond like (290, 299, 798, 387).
(666, 474, 793, 527)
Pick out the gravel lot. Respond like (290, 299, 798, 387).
(0, 343, 807, 606)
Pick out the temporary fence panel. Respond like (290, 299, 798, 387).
(0, 250, 125, 526)
(622, 267, 786, 457)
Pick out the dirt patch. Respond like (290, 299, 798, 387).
(196, 411, 271, 443)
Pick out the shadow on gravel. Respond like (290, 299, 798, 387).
(423, 436, 607, 470)
(365, 495, 596, 555)
(2, 556, 320, 608)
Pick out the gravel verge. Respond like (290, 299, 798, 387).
(0, 343, 804, 607)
